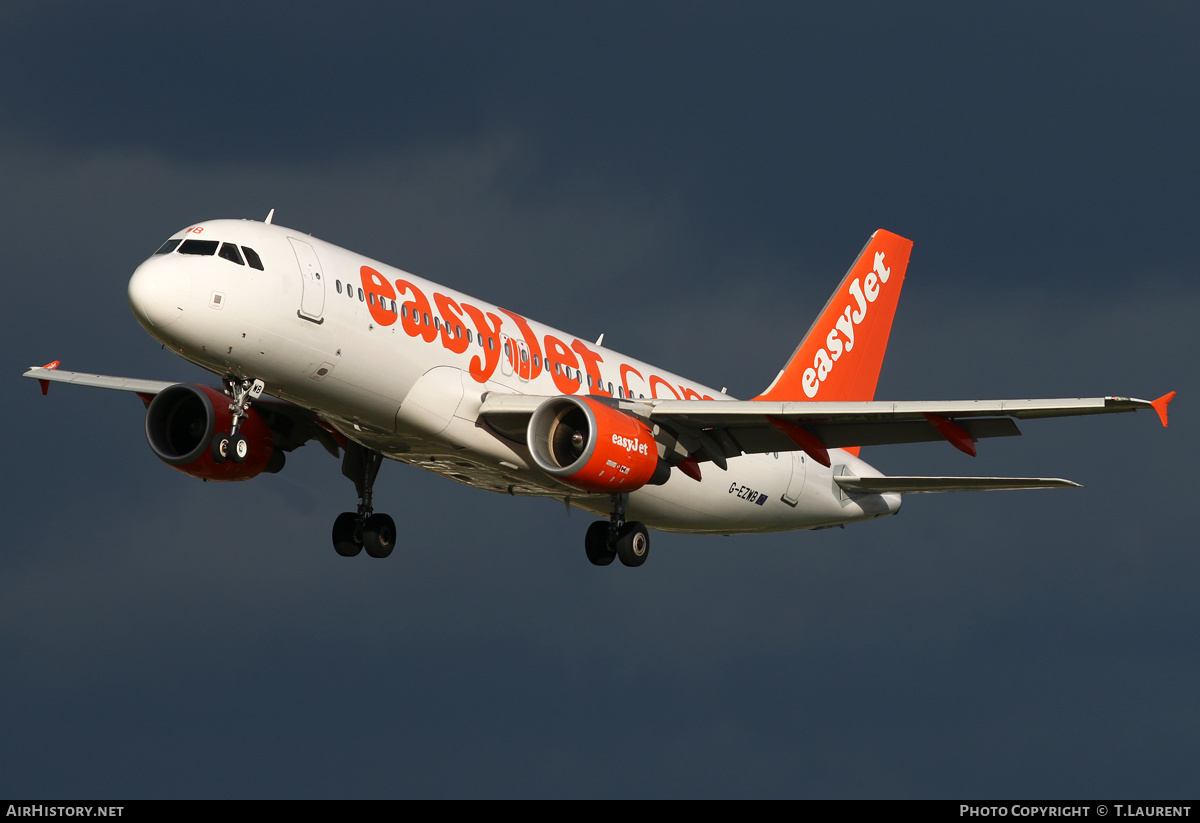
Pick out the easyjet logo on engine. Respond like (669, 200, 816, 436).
(612, 433, 649, 456)
(801, 251, 891, 399)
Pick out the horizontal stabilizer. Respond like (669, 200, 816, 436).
(834, 475, 1081, 494)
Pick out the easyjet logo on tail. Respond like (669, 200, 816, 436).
(755, 230, 912, 405)
(802, 250, 892, 398)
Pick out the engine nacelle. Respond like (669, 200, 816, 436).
(527, 396, 668, 493)
(144, 384, 280, 481)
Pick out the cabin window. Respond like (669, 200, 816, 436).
(154, 239, 181, 255)
(586, 374, 593, 388)
(335, 280, 342, 294)
(242, 246, 264, 270)
(358, 288, 364, 302)
(466, 328, 473, 343)
(520, 348, 528, 363)
(422, 312, 430, 326)
(401, 305, 408, 318)
(433, 317, 440, 330)
(369, 293, 375, 306)
(618, 386, 625, 398)
(488, 337, 495, 351)
(218, 243, 244, 265)
(179, 239, 219, 256)
(455, 324, 463, 339)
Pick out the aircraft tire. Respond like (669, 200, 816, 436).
(616, 522, 650, 567)
(229, 433, 249, 463)
(332, 512, 363, 557)
(210, 433, 231, 463)
(584, 521, 616, 566)
(363, 513, 397, 559)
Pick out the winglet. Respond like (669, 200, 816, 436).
(1151, 391, 1175, 427)
(36, 360, 60, 396)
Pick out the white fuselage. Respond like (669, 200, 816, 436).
(127, 219, 899, 534)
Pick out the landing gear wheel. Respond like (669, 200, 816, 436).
(332, 512, 363, 557)
(585, 521, 616, 566)
(363, 513, 397, 559)
(229, 433, 249, 464)
(615, 521, 650, 567)
(210, 433, 231, 463)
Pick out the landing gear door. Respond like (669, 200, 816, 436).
(781, 451, 807, 507)
(290, 238, 326, 323)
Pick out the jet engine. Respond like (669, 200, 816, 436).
(527, 395, 669, 493)
(144, 384, 281, 481)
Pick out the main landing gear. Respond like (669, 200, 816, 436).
(584, 493, 650, 568)
(332, 441, 396, 559)
(210, 377, 264, 464)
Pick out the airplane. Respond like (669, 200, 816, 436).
(23, 215, 1175, 567)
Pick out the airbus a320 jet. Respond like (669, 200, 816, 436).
(24, 214, 1174, 567)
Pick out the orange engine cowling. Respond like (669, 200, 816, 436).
(144, 384, 280, 481)
(527, 396, 668, 493)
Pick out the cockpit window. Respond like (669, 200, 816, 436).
(218, 243, 245, 265)
(179, 239, 219, 256)
(154, 239, 182, 255)
(242, 247, 264, 270)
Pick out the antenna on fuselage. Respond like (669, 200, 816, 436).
(595, 333, 604, 346)
(264, 208, 275, 224)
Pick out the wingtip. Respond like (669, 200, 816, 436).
(31, 360, 60, 396)
(1151, 391, 1176, 427)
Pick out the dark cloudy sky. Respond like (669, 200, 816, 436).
(2, 2, 1196, 798)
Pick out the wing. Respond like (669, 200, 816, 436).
(479, 392, 1175, 469)
(23, 364, 342, 458)
(23, 363, 176, 396)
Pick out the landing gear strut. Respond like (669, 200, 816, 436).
(332, 441, 396, 558)
(210, 377, 264, 464)
(585, 493, 650, 567)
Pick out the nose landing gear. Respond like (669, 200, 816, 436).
(210, 377, 264, 464)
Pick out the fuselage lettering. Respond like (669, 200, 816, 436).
(340, 268, 713, 399)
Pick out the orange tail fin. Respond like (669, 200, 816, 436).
(755, 229, 913, 440)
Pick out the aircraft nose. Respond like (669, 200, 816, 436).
(128, 258, 185, 329)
